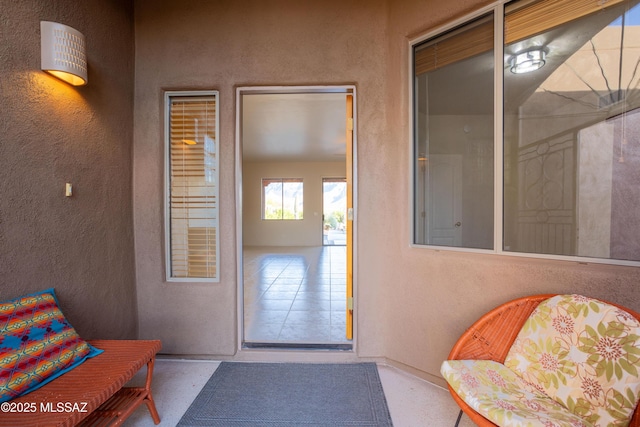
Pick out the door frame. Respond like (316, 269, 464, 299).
(235, 85, 358, 351)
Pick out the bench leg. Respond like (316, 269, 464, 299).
(144, 357, 161, 424)
(144, 395, 160, 425)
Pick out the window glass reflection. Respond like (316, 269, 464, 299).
(503, 0, 640, 261)
(413, 14, 495, 249)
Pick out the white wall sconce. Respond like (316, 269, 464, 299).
(41, 21, 87, 86)
(509, 49, 546, 74)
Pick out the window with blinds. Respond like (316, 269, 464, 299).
(412, 13, 495, 250)
(411, 0, 640, 264)
(165, 91, 219, 281)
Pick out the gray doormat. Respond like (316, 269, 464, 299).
(177, 362, 393, 426)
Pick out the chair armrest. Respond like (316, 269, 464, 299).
(448, 294, 555, 363)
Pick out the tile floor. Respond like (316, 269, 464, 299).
(122, 359, 476, 427)
(121, 246, 477, 426)
(243, 246, 351, 345)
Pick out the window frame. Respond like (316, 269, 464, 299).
(408, 0, 640, 267)
(261, 178, 304, 221)
(411, 11, 497, 251)
(164, 90, 221, 282)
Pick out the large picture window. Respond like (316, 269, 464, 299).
(413, 0, 640, 264)
(165, 91, 219, 281)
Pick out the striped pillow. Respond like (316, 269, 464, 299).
(0, 289, 102, 402)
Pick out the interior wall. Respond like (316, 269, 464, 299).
(0, 0, 137, 338)
(133, 0, 387, 356)
(429, 114, 494, 249)
(243, 161, 346, 247)
(385, 0, 640, 386)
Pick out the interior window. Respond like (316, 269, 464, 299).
(262, 178, 304, 220)
(413, 13, 495, 249)
(412, 0, 640, 264)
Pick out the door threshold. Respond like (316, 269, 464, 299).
(243, 342, 353, 351)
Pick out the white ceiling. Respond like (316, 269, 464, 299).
(241, 93, 347, 162)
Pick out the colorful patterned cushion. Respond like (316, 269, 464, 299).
(0, 289, 102, 402)
(504, 295, 640, 427)
(441, 359, 594, 427)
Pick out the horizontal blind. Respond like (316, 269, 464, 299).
(168, 95, 218, 279)
(414, 0, 626, 75)
(505, 0, 625, 43)
(414, 15, 494, 75)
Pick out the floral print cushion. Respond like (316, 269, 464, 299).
(441, 359, 594, 427)
(504, 295, 640, 427)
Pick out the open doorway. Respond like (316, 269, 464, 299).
(237, 87, 355, 349)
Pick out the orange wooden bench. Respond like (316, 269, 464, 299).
(0, 340, 161, 427)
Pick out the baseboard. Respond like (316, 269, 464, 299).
(379, 357, 449, 389)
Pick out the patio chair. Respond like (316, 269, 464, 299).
(441, 294, 640, 427)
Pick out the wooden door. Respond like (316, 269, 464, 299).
(346, 94, 354, 340)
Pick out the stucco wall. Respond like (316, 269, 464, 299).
(133, 0, 640, 385)
(243, 161, 346, 247)
(133, 0, 388, 356)
(384, 0, 640, 385)
(0, 0, 137, 338)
